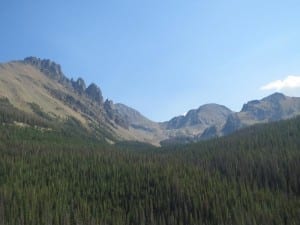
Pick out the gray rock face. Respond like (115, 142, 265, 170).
(222, 93, 300, 136)
(200, 126, 218, 140)
(85, 83, 103, 104)
(242, 92, 300, 121)
(160, 93, 300, 144)
(113, 103, 158, 131)
(163, 104, 233, 130)
(112, 103, 234, 144)
(241, 93, 287, 121)
(24, 56, 65, 81)
(158, 104, 233, 144)
(104, 100, 129, 129)
(72, 78, 86, 95)
(24, 57, 105, 105)
(104, 99, 114, 119)
(221, 114, 243, 135)
(164, 115, 185, 130)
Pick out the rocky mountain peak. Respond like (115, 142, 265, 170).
(196, 104, 233, 116)
(241, 100, 260, 113)
(104, 99, 114, 108)
(242, 93, 287, 113)
(262, 92, 286, 102)
(104, 99, 114, 117)
(241, 93, 289, 120)
(72, 78, 86, 95)
(85, 83, 103, 104)
(103, 100, 130, 129)
(24, 56, 65, 81)
(223, 92, 300, 137)
(164, 104, 233, 130)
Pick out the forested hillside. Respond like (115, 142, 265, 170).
(0, 99, 300, 225)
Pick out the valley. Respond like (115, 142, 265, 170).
(1, 57, 300, 146)
(0, 57, 300, 225)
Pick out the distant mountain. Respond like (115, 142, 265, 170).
(158, 104, 233, 143)
(114, 103, 158, 132)
(109, 103, 167, 145)
(163, 104, 232, 129)
(222, 93, 300, 135)
(1, 57, 300, 146)
(112, 103, 233, 145)
(0, 57, 155, 144)
(158, 93, 300, 145)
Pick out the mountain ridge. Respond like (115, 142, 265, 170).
(1, 56, 300, 146)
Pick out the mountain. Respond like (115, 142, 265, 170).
(163, 104, 232, 129)
(222, 92, 300, 135)
(114, 103, 159, 132)
(161, 92, 300, 144)
(159, 93, 300, 144)
(162, 104, 232, 133)
(0, 57, 180, 145)
(106, 103, 168, 145)
(0, 57, 157, 144)
(2, 98, 300, 225)
(2, 57, 300, 146)
(157, 104, 233, 144)
(111, 103, 233, 145)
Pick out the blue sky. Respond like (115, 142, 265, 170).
(1, 0, 300, 121)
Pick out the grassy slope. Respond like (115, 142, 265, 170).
(0, 62, 88, 124)
(0, 62, 169, 145)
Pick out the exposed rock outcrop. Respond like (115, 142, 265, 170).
(221, 93, 300, 136)
(72, 78, 86, 95)
(85, 83, 103, 104)
(162, 104, 233, 130)
(24, 56, 65, 81)
(200, 126, 218, 140)
(104, 99, 115, 119)
(104, 100, 129, 129)
(221, 114, 243, 135)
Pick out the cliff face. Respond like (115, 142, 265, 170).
(221, 93, 300, 136)
(85, 83, 103, 104)
(72, 78, 86, 95)
(162, 104, 233, 130)
(24, 57, 104, 106)
(24, 57, 65, 81)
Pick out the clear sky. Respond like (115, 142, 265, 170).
(1, 0, 300, 121)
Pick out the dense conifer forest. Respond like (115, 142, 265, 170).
(0, 98, 300, 225)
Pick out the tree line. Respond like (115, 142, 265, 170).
(0, 99, 299, 224)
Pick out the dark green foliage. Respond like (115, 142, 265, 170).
(0, 98, 116, 143)
(28, 102, 53, 121)
(0, 98, 49, 127)
(0, 112, 300, 224)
